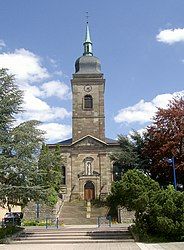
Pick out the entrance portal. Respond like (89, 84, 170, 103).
(84, 181, 95, 201)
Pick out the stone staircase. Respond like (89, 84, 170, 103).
(12, 226, 134, 244)
(59, 200, 108, 225)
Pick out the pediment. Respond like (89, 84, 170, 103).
(71, 135, 107, 149)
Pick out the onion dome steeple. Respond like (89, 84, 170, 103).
(83, 22, 93, 56)
(75, 21, 101, 74)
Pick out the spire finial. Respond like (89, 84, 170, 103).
(83, 12, 93, 56)
(86, 11, 89, 24)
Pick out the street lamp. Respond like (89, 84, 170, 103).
(167, 156, 177, 190)
(36, 203, 40, 220)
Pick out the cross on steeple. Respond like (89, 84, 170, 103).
(86, 11, 89, 24)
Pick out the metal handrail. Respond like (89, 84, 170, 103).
(97, 215, 112, 227)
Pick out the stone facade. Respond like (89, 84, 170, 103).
(49, 136, 119, 201)
(48, 23, 120, 202)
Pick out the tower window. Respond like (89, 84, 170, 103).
(87, 45, 89, 53)
(84, 95, 93, 109)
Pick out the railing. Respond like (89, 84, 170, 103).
(45, 217, 59, 229)
(97, 216, 112, 227)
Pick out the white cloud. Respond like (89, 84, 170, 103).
(39, 123, 72, 143)
(23, 84, 42, 97)
(115, 100, 156, 124)
(22, 106, 71, 123)
(114, 91, 184, 124)
(0, 48, 49, 82)
(23, 90, 50, 112)
(0, 39, 6, 49)
(0, 46, 72, 143)
(16, 88, 71, 142)
(41, 80, 70, 99)
(20, 89, 71, 122)
(156, 28, 184, 44)
(0, 47, 71, 100)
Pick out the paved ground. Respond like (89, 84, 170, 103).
(137, 242, 184, 250)
(0, 242, 141, 250)
(0, 242, 184, 250)
(0, 224, 183, 249)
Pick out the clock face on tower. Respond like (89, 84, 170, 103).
(84, 85, 92, 92)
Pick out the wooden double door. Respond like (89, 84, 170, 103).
(84, 181, 95, 201)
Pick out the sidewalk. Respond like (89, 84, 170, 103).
(137, 242, 184, 250)
(0, 242, 184, 250)
(0, 242, 139, 250)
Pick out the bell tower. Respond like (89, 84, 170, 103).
(71, 22, 105, 142)
(48, 20, 120, 203)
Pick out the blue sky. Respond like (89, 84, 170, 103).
(0, 0, 184, 142)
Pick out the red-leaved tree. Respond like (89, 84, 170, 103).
(144, 97, 184, 187)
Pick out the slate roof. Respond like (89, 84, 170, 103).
(54, 136, 118, 146)
(57, 138, 72, 145)
(105, 137, 118, 144)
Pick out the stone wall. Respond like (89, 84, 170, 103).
(23, 199, 63, 221)
(118, 207, 135, 223)
(72, 74, 105, 142)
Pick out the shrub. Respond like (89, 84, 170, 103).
(0, 226, 22, 240)
(22, 219, 46, 226)
(107, 170, 184, 241)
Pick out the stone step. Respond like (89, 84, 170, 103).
(60, 201, 108, 225)
(12, 238, 135, 244)
(20, 231, 130, 235)
(18, 232, 131, 238)
(22, 225, 128, 234)
(59, 219, 98, 225)
(16, 236, 132, 241)
(12, 226, 134, 244)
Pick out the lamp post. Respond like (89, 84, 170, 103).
(167, 156, 177, 190)
(36, 203, 40, 220)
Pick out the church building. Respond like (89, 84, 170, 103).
(49, 23, 119, 201)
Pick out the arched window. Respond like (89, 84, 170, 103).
(86, 45, 89, 53)
(84, 157, 93, 175)
(84, 95, 93, 109)
(61, 166, 66, 185)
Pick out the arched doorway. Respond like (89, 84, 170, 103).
(84, 181, 95, 201)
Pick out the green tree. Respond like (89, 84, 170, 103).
(110, 132, 150, 181)
(110, 135, 138, 181)
(107, 169, 184, 241)
(107, 169, 159, 217)
(130, 131, 151, 174)
(0, 68, 60, 211)
(147, 185, 184, 240)
(0, 69, 22, 148)
(0, 120, 45, 210)
(38, 144, 65, 205)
